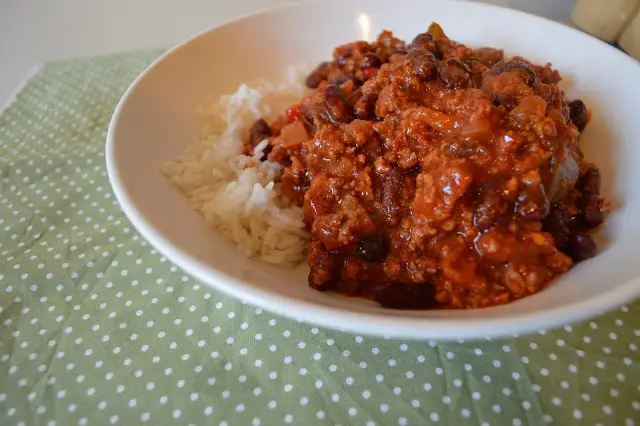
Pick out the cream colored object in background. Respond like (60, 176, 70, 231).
(619, 8, 640, 59)
(572, 0, 640, 41)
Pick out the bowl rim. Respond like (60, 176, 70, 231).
(106, 0, 640, 340)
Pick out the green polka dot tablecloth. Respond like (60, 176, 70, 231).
(0, 52, 639, 426)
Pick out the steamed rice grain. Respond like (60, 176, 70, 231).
(160, 69, 310, 266)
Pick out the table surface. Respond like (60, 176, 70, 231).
(0, 0, 578, 106)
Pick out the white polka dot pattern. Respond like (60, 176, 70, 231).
(0, 52, 638, 426)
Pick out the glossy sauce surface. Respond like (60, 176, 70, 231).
(247, 23, 609, 309)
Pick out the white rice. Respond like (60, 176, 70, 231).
(160, 68, 310, 266)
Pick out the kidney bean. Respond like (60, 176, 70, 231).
(440, 58, 471, 89)
(407, 48, 437, 81)
(249, 118, 271, 146)
(574, 167, 604, 229)
(306, 61, 331, 88)
(409, 32, 436, 52)
(576, 167, 601, 196)
(492, 60, 537, 88)
(542, 207, 570, 251)
(567, 232, 597, 261)
(582, 199, 604, 229)
(322, 84, 355, 124)
(360, 52, 382, 69)
(357, 233, 389, 262)
(354, 93, 378, 120)
(568, 99, 588, 132)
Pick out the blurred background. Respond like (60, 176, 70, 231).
(0, 0, 578, 105)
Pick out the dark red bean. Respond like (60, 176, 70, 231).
(406, 164, 421, 177)
(249, 118, 271, 146)
(575, 167, 604, 228)
(474, 190, 505, 231)
(567, 232, 597, 261)
(360, 53, 382, 70)
(576, 167, 601, 196)
(407, 48, 437, 81)
(440, 58, 471, 89)
(354, 93, 378, 120)
(357, 233, 388, 262)
(542, 207, 570, 251)
(409, 33, 436, 53)
(306, 62, 331, 88)
(371, 282, 437, 310)
(582, 199, 604, 229)
(322, 84, 355, 124)
(492, 60, 537, 88)
(568, 99, 588, 132)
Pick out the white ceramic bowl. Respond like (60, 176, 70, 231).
(106, 0, 640, 340)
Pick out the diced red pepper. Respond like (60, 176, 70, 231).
(286, 105, 302, 123)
